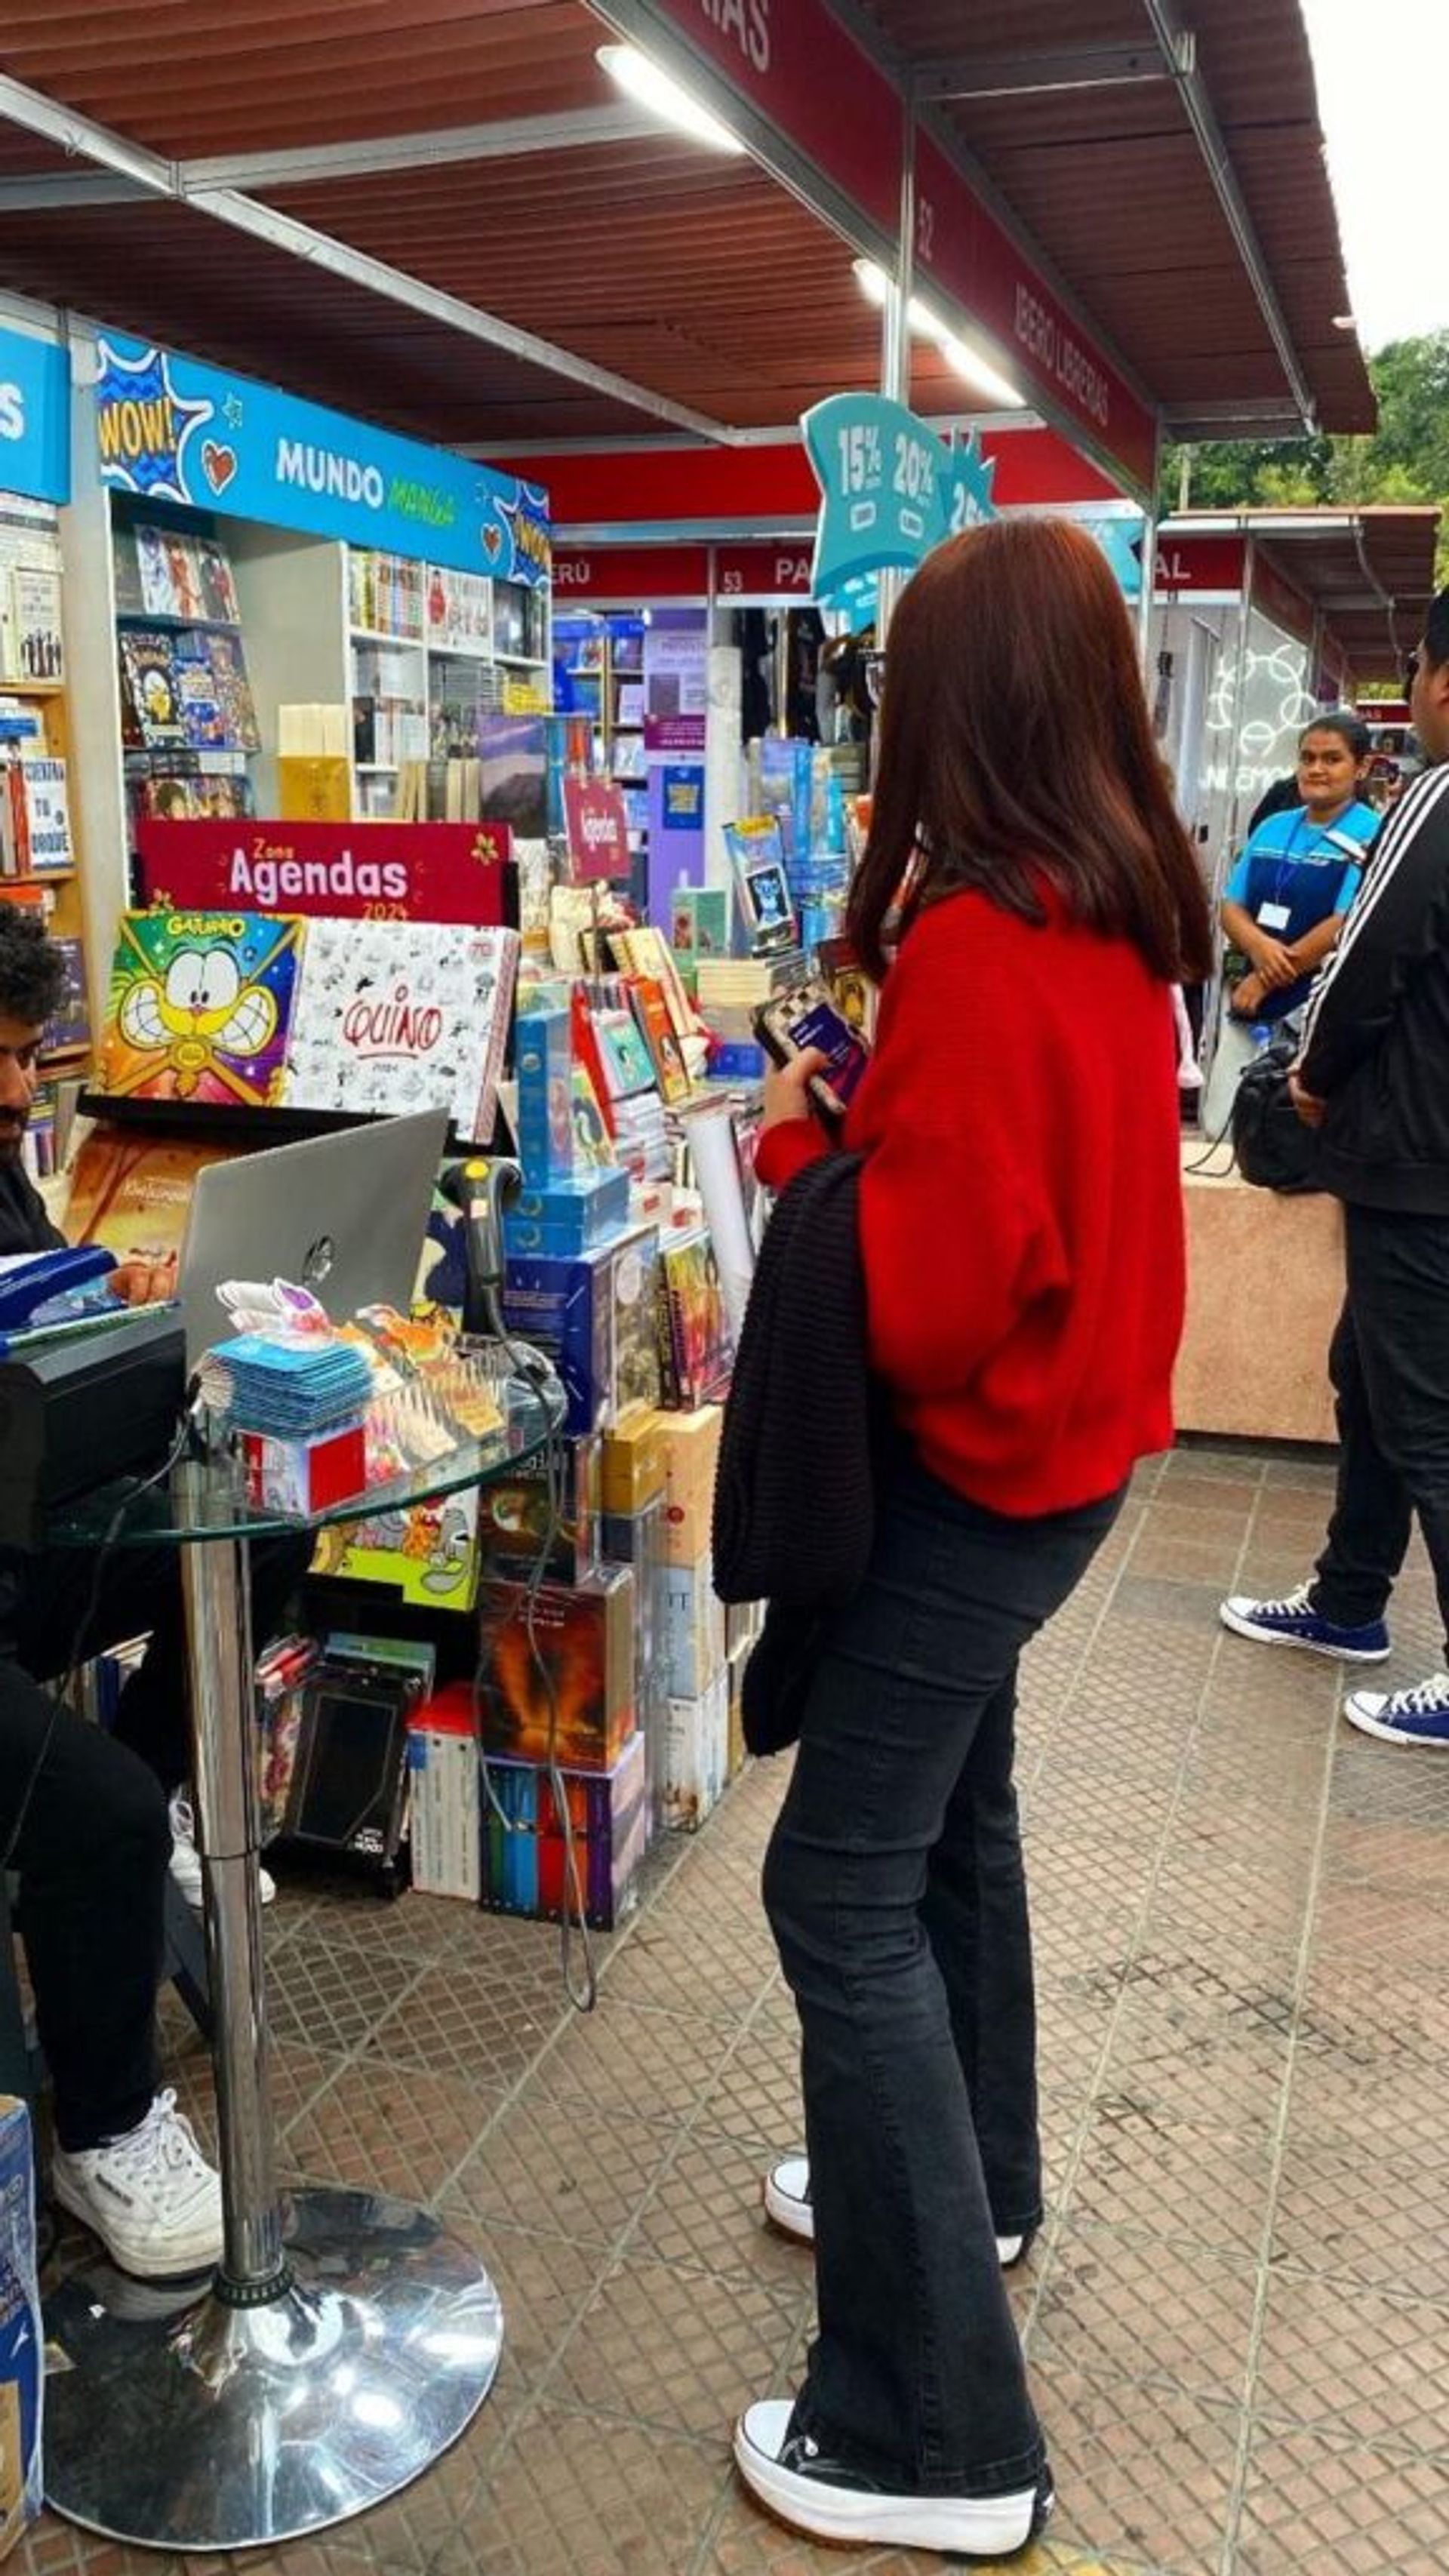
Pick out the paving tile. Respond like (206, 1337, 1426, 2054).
(550, 2251, 801, 2441)
(531, 2000, 734, 2125)
(285, 2057, 505, 2201)
(363, 1955, 566, 2089)
(1061, 2107, 1274, 2261)
(449, 2402, 727, 2575)
(1029, 2230, 1259, 2403)
(438, 2093, 680, 2248)
(1269, 2144, 1449, 2297)
(1235, 2426, 1449, 2574)
(629, 2129, 810, 2291)
(595, 1907, 776, 2024)
(1030, 2366, 1244, 2572)
(1254, 2272, 1449, 2450)
(262, 1929, 427, 2057)
(692, 2022, 803, 2153)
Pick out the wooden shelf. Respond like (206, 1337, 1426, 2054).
(350, 626, 426, 650)
(0, 677, 66, 697)
(41, 1043, 91, 1066)
(0, 869, 76, 888)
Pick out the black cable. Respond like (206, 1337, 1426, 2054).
(0, 1411, 194, 1875)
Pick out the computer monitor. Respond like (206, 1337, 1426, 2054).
(178, 1109, 449, 1365)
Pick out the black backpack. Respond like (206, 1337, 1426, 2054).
(1230, 1036, 1322, 1194)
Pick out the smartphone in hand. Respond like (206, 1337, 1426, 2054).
(753, 980, 872, 1122)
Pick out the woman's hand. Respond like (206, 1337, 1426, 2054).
(761, 1049, 831, 1134)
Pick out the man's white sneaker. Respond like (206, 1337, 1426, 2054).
(51, 2089, 223, 2279)
(168, 1791, 275, 1911)
(763, 2155, 1032, 2268)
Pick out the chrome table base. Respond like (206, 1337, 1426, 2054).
(43, 1473, 504, 2549)
(44, 2186, 503, 2550)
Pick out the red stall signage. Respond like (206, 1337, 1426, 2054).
(134, 819, 514, 925)
(715, 544, 814, 597)
(563, 780, 632, 884)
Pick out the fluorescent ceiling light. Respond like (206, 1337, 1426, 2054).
(852, 257, 1025, 408)
(597, 45, 746, 152)
(936, 334, 1026, 409)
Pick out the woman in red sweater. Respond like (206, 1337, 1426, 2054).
(734, 518, 1212, 2559)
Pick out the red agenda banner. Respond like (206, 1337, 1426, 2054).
(134, 819, 514, 925)
(563, 779, 632, 883)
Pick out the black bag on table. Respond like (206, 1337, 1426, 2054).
(1230, 1035, 1322, 1195)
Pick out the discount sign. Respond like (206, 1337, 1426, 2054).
(801, 394, 997, 610)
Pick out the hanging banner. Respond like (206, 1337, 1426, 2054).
(801, 396, 996, 608)
(562, 779, 631, 884)
(133, 818, 514, 924)
(1076, 512, 1145, 602)
(94, 333, 550, 587)
(0, 326, 69, 506)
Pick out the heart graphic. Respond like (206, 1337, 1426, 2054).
(202, 440, 238, 495)
(481, 523, 502, 562)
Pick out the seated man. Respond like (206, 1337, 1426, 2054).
(0, 906, 307, 2274)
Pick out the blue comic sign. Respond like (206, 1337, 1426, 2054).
(801, 394, 996, 608)
(94, 334, 551, 589)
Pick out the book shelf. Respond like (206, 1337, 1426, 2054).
(555, 613, 650, 886)
(346, 547, 550, 820)
(0, 490, 95, 1171)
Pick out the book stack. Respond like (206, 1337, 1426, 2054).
(118, 627, 259, 753)
(348, 548, 424, 639)
(115, 522, 242, 626)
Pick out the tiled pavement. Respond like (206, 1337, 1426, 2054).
(27, 1442, 1449, 2575)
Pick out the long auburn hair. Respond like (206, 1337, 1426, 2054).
(847, 517, 1214, 985)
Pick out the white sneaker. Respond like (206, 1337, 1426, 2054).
(763, 2155, 1031, 2268)
(733, 2399, 1053, 2556)
(168, 1791, 275, 1911)
(51, 2089, 224, 2279)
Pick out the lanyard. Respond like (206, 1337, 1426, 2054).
(1268, 808, 1358, 912)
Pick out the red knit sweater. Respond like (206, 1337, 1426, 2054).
(753, 886, 1185, 1516)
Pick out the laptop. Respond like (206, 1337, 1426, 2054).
(177, 1109, 450, 1365)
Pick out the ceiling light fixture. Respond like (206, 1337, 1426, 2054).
(597, 45, 746, 153)
(935, 334, 1026, 409)
(852, 257, 1024, 407)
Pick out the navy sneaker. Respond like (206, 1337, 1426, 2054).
(733, 2398, 1053, 2557)
(1344, 1671, 1449, 1747)
(1220, 1583, 1389, 1663)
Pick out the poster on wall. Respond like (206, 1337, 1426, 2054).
(643, 626, 708, 754)
(134, 818, 514, 925)
(93, 333, 551, 588)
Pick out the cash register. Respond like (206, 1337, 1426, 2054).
(0, 1250, 187, 1550)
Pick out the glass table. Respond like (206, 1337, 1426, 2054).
(41, 1373, 561, 2553)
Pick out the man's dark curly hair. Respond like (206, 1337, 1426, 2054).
(0, 904, 66, 1029)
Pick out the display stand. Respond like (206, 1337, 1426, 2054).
(41, 1407, 555, 2550)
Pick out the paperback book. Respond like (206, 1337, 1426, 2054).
(100, 909, 303, 1104)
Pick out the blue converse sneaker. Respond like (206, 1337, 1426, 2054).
(1220, 1583, 1390, 1663)
(1344, 1671, 1449, 1747)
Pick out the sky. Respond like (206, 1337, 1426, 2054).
(1301, 0, 1448, 350)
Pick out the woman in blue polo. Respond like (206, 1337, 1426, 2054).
(1202, 712, 1378, 1134)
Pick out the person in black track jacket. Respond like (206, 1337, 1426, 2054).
(1220, 585, 1449, 1746)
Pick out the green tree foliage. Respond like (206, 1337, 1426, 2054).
(1161, 333, 1449, 585)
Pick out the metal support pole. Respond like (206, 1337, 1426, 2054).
(875, 93, 917, 653)
(177, 1485, 285, 2292)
